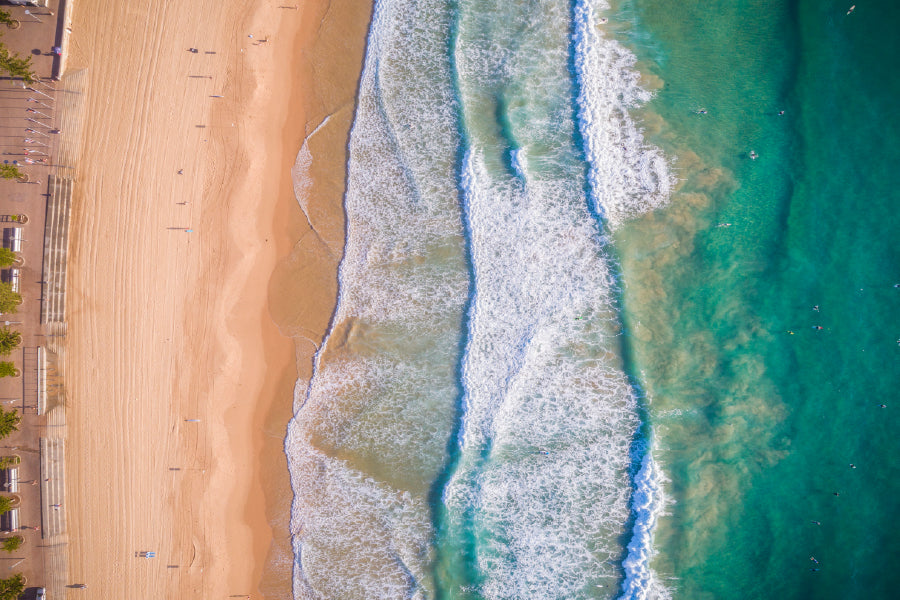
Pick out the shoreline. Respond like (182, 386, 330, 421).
(61, 0, 371, 598)
(262, 0, 374, 595)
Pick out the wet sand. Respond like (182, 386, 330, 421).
(62, 0, 370, 598)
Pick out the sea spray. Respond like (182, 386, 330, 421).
(285, 0, 467, 597)
(286, 0, 680, 597)
(572, 0, 673, 228)
(570, 1, 674, 595)
(439, 146, 641, 598)
(619, 444, 668, 600)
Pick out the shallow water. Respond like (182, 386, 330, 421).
(285, 0, 900, 598)
(615, 0, 900, 597)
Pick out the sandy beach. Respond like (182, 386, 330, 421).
(61, 0, 370, 598)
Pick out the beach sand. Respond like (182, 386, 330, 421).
(62, 0, 370, 598)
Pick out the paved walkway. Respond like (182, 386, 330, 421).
(0, 0, 73, 595)
(40, 434, 67, 596)
(41, 174, 73, 323)
(40, 436, 65, 537)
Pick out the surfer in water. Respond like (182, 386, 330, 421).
(847, 5, 856, 15)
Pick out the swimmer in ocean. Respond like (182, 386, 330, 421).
(813, 326, 823, 330)
(813, 305, 819, 311)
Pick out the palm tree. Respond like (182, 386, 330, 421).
(0, 11, 16, 29)
(0, 536, 21, 553)
(0, 329, 20, 356)
(0, 249, 14, 269)
(0, 409, 19, 439)
(0, 284, 20, 315)
(0, 44, 35, 84)
(0, 164, 22, 180)
(0, 573, 24, 600)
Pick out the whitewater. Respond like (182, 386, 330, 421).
(285, 0, 673, 598)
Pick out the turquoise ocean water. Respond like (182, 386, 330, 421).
(286, 0, 900, 598)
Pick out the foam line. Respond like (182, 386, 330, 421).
(573, 0, 673, 228)
(618, 446, 668, 600)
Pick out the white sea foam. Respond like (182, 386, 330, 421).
(287, 0, 674, 596)
(291, 115, 330, 230)
(571, 2, 673, 595)
(443, 151, 641, 599)
(286, 0, 466, 597)
(619, 445, 669, 600)
(573, 0, 674, 228)
(510, 148, 527, 181)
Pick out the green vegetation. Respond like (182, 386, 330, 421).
(0, 44, 34, 84)
(0, 249, 14, 269)
(0, 284, 21, 316)
(0, 362, 17, 378)
(0, 573, 24, 600)
(0, 15, 35, 83)
(0, 409, 18, 440)
(0, 328, 19, 355)
(0, 164, 22, 180)
(0, 536, 21, 553)
(0, 496, 11, 516)
(0, 456, 18, 469)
